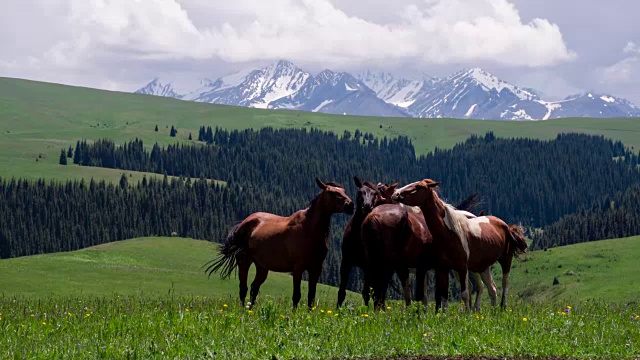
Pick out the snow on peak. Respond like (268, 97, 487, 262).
(600, 95, 616, 103)
(449, 68, 537, 101)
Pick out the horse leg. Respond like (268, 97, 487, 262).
(472, 271, 483, 311)
(362, 274, 372, 307)
(480, 267, 498, 307)
(249, 264, 269, 308)
(434, 269, 449, 313)
(415, 266, 428, 307)
(291, 270, 303, 309)
(458, 267, 471, 312)
(397, 268, 412, 307)
(373, 270, 392, 311)
(237, 259, 252, 306)
(307, 267, 322, 310)
(501, 271, 510, 308)
(337, 260, 352, 308)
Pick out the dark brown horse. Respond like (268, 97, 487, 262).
(391, 179, 528, 312)
(361, 183, 481, 310)
(206, 178, 353, 309)
(337, 177, 386, 307)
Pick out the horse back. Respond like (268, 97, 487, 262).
(466, 215, 511, 272)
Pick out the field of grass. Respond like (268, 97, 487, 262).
(2, 77, 640, 184)
(509, 235, 640, 304)
(1, 236, 640, 358)
(0, 237, 339, 300)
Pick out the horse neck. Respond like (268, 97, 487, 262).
(418, 192, 448, 238)
(304, 197, 334, 239)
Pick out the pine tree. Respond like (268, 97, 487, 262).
(119, 173, 128, 189)
(170, 126, 177, 137)
(188, 132, 192, 140)
(59, 149, 68, 165)
(155, 124, 159, 132)
(67, 146, 73, 158)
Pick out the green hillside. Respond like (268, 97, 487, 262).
(1, 235, 639, 303)
(2, 77, 640, 183)
(0, 237, 347, 303)
(510, 235, 640, 303)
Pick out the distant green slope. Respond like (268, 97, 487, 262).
(0, 237, 347, 303)
(509, 235, 640, 303)
(2, 77, 640, 183)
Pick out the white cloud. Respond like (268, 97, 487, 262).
(1, 0, 574, 75)
(601, 41, 640, 84)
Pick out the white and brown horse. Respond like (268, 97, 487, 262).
(392, 179, 527, 312)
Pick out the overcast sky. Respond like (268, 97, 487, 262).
(1, 0, 639, 103)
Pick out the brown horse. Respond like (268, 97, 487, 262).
(337, 176, 386, 308)
(361, 184, 481, 310)
(391, 179, 528, 312)
(206, 178, 354, 309)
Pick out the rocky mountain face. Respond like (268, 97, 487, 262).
(135, 62, 640, 120)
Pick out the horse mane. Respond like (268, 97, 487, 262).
(435, 191, 471, 259)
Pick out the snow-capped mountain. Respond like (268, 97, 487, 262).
(271, 69, 407, 117)
(357, 71, 426, 108)
(135, 62, 640, 120)
(134, 78, 182, 99)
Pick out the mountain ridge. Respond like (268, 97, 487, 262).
(135, 61, 640, 120)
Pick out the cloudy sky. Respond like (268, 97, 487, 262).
(1, 0, 639, 103)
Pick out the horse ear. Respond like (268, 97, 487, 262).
(353, 176, 362, 188)
(388, 182, 399, 191)
(316, 178, 327, 190)
(427, 181, 440, 188)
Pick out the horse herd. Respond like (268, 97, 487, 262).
(206, 177, 528, 314)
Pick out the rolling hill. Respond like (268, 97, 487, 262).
(0, 237, 346, 302)
(1, 235, 638, 303)
(2, 77, 640, 184)
(509, 235, 640, 303)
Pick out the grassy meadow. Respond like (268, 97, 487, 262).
(1, 236, 640, 358)
(2, 77, 640, 358)
(2, 77, 640, 184)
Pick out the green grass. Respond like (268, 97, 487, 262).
(1, 236, 640, 358)
(2, 77, 640, 183)
(508, 236, 640, 304)
(0, 237, 338, 300)
(0, 296, 638, 358)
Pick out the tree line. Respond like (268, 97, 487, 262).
(3, 128, 638, 291)
(532, 183, 640, 249)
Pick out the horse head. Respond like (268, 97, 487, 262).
(353, 176, 384, 215)
(316, 178, 354, 214)
(376, 182, 398, 205)
(391, 179, 440, 206)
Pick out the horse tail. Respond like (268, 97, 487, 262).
(204, 223, 247, 280)
(455, 192, 481, 213)
(507, 224, 528, 258)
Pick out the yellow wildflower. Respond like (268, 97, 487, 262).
(522, 317, 528, 322)
(42, 322, 46, 325)
(566, 306, 571, 309)
(312, 306, 317, 311)
(223, 304, 228, 308)
(320, 310, 324, 313)
(334, 314, 339, 317)
(386, 306, 392, 310)
(362, 314, 369, 317)
(185, 308, 190, 312)
(327, 310, 333, 314)
(423, 333, 427, 337)
(247, 310, 254, 315)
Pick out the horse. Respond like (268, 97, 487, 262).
(337, 176, 387, 308)
(206, 178, 354, 309)
(391, 179, 528, 312)
(361, 183, 481, 310)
